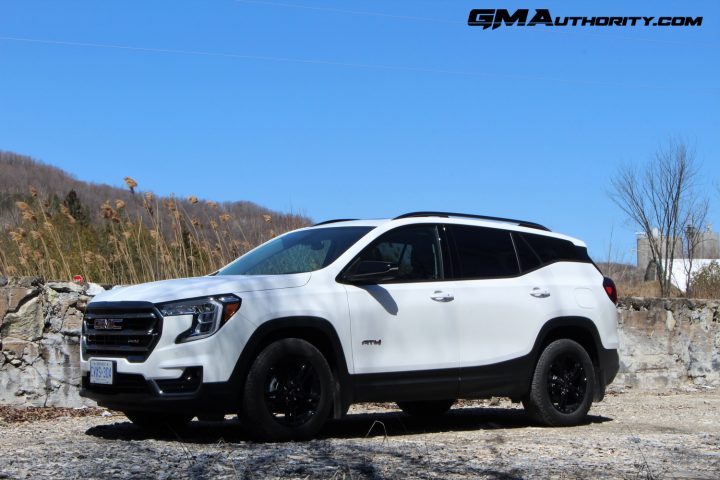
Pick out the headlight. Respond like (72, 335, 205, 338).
(157, 294, 241, 343)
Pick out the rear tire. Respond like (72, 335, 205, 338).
(523, 339, 595, 426)
(124, 412, 194, 431)
(397, 399, 455, 417)
(241, 338, 334, 441)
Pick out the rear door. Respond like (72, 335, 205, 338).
(445, 225, 555, 394)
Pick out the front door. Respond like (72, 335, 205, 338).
(343, 224, 459, 400)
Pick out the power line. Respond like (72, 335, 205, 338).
(233, 0, 457, 25)
(0, 36, 716, 94)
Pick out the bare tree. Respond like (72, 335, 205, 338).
(610, 140, 708, 297)
(682, 204, 710, 296)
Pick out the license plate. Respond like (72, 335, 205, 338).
(89, 360, 114, 385)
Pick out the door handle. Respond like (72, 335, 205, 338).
(530, 287, 550, 298)
(430, 291, 454, 302)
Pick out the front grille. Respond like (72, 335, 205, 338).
(82, 301, 163, 362)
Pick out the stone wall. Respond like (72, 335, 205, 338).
(1, 277, 718, 408)
(615, 297, 720, 389)
(0, 277, 102, 407)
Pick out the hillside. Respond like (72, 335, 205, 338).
(0, 151, 310, 283)
(0, 151, 308, 233)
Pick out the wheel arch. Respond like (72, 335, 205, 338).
(531, 316, 606, 401)
(231, 316, 352, 418)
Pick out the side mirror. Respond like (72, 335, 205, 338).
(343, 261, 399, 284)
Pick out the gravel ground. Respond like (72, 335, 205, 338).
(0, 388, 718, 479)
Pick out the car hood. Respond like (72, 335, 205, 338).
(90, 273, 312, 305)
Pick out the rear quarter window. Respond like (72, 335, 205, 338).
(520, 233, 591, 266)
(512, 233, 543, 273)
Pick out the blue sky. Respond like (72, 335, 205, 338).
(1, 0, 718, 262)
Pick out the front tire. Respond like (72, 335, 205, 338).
(241, 338, 334, 441)
(522, 339, 595, 426)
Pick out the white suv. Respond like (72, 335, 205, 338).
(81, 212, 619, 440)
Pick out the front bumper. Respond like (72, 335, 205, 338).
(80, 301, 255, 413)
(80, 369, 239, 414)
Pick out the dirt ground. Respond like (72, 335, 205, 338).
(0, 388, 718, 479)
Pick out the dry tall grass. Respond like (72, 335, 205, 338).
(0, 181, 308, 284)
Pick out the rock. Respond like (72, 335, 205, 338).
(6, 288, 37, 312)
(44, 286, 59, 305)
(666, 310, 676, 331)
(75, 295, 91, 312)
(0, 291, 8, 321)
(46, 282, 84, 294)
(0, 276, 7, 287)
(60, 309, 83, 337)
(1, 340, 31, 359)
(1, 295, 43, 341)
(8, 276, 42, 288)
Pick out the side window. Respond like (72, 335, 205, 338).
(352, 225, 443, 281)
(449, 225, 519, 279)
(520, 233, 590, 265)
(512, 233, 543, 273)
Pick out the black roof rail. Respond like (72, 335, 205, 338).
(393, 211, 550, 231)
(312, 218, 358, 226)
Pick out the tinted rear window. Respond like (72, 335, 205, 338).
(520, 233, 591, 265)
(449, 225, 519, 279)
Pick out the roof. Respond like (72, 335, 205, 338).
(308, 213, 585, 247)
(313, 211, 548, 230)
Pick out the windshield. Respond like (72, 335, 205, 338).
(216, 226, 374, 275)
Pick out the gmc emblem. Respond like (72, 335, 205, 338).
(94, 318, 123, 330)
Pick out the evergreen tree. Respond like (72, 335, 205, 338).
(64, 189, 90, 226)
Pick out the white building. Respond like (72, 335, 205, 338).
(637, 226, 720, 282)
(670, 259, 720, 293)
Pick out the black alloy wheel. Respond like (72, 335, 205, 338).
(547, 353, 587, 414)
(264, 359, 322, 427)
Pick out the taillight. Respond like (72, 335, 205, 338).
(603, 276, 618, 305)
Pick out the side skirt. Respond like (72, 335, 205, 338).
(351, 355, 534, 403)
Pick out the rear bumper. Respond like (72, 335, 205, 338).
(598, 347, 620, 386)
(593, 347, 619, 401)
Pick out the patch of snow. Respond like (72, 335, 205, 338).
(86, 283, 107, 296)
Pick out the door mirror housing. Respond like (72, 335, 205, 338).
(343, 261, 399, 284)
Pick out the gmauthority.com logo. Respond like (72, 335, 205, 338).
(468, 9, 703, 30)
